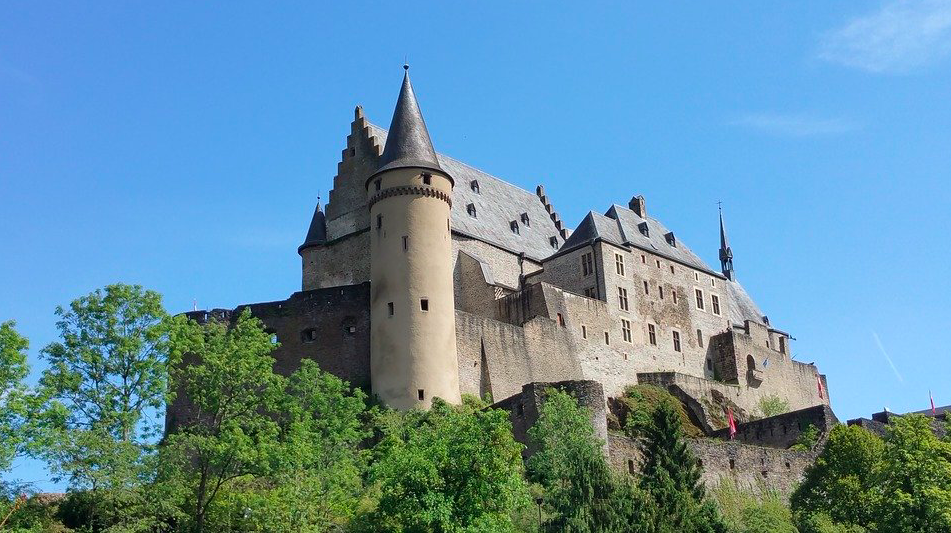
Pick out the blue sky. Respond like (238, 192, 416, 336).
(2, 1, 950, 490)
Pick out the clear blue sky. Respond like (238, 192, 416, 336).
(3, 2, 950, 490)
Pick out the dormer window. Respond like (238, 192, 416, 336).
(470, 180, 480, 193)
(374, 179, 382, 192)
(549, 236, 558, 249)
(520, 213, 530, 226)
(466, 203, 477, 218)
(422, 173, 432, 185)
(510, 221, 519, 235)
(665, 231, 676, 247)
(638, 221, 649, 237)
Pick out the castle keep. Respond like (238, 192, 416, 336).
(171, 68, 835, 493)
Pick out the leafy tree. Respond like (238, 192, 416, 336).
(874, 414, 951, 533)
(714, 480, 797, 533)
(0, 321, 30, 475)
(797, 512, 867, 533)
(758, 395, 790, 418)
(790, 424, 820, 451)
(790, 424, 883, 529)
(640, 402, 726, 533)
(528, 388, 654, 532)
(160, 308, 285, 533)
(360, 397, 528, 532)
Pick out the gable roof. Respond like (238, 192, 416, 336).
(367, 123, 565, 262)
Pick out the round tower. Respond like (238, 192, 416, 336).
(366, 67, 461, 409)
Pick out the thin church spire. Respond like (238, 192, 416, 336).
(719, 203, 735, 281)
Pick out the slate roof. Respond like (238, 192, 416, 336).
(298, 202, 327, 252)
(367, 123, 566, 262)
(372, 69, 445, 181)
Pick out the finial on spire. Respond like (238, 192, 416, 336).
(718, 202, 735, 281)
(404, 55, 409, 71)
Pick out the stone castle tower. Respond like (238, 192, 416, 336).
(365, 67, 461, 409)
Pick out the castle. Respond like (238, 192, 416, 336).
(170, 67, 835, 494)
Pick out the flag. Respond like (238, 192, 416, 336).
(931, 390, 936, 416)
(727, 408, 737, 440)
(817, 375, 824, 400)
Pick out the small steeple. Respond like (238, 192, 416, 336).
(298, 196, 327, 254)
(718, 204, 735, 281)
(370, 66, 447, 182)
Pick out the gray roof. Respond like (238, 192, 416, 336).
(371, 70, 445, 181)
(367, 124, 566, 262)
(299, 202, 327, 252)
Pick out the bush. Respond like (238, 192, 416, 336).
(618, 384, 703, 438)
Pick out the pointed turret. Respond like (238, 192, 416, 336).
(719, 206, 735, 281)
(298, 199, 327, 254)
(369, 66, 449, 184)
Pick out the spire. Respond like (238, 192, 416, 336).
(298, 197, 326, 254)
(719, 204, 735, 281)
(370, 66, 448, 183)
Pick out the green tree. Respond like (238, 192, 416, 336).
(758, 395, 790, 418)
(874, 414, 951, 533)
(360, 397, 528, 532)
(0, 321, 30, 475)
(160, 308, 285, 533)
(640, 402, 726, 533)
(790, 424, 883, 529)
(528, 388, 653, 533)
(790, 424, 820, 451)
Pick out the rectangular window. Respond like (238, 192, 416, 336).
(402, 236, 408, 251)
(387, 302, 394, 316)
(581, 252, 594, 276)
(618, 287, 629, 311)
(672, 291, 678, 304)
(711, 278, 716, 287)
(604, 331, 610, 345)
(418, 389, 425, 401)
(584, 287, 597, 298)
(656, 259, 661, 268)
(648, 324, 657, 346)
(670, 265, 675, 274)
(643, 280, 649, 295)
(422, 173, 432, 185)
(582, 325, 587, 339)
(673, 330, 682, 352)
(420, 298, 429, 312)
(695, 289, 705, 310)
(659, 286, 664, 299)
(557, 313, 565, 327)
(376, 214, 383, 229)
(622, 319, 632, 343)
(707, 358, 713, 371)
(615, 253, 625, 276)
(711, 294, 720, 316)
(641, 254, 646, 264)
(697, 329, 704, 348)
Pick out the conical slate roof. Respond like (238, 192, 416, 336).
(369, 68, 448, 183)
(719, 210, 732, 261)
(298, 201, 327, 253)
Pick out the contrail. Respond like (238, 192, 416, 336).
(872, 331, 903, 383)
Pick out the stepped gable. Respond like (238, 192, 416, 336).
(366, 123, 565, 262)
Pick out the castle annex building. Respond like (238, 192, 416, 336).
(171, 68, 834, 493)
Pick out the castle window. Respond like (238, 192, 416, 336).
(673, 291, 678, 304)
(510, 221, 519, 234)
(659, 286, 664, 299)
(470, 180, 480, 193)
(347, 325, 356, 335)
(422, 172, 432, 185)
(420, 298, 429, 312)
(557, 313, 565, 327)
(350, 147, 355, 157)
(467, 203, 477, 218)
(673, 330, 682, 352)
(648, 324, 657, 346)
(622, 319, 632, 343)
(697, 329, 704, 348)
(583, 287, 597, 298)
(711, 294, 721, 316)
(581, 252, 594, 276)
(581, 325, 587, 339)
(521, 213, 530, 226)
(706, 358, 713, 371)
(643, 280, 649, 295)
(376, 214, 383, 229)
(665, 231, 676, 247)
(670, 265, 675, 274)
(638, 221, 649, 237)
(712, 278, 716, 287)
(387, 302, 394, 317)
(779, 337, 787, 355)
(550, 236, 558, 249)
(604, 331, 610, 345)
(729, 459, 736, 469)
(695, 272, 700, 281)
(628, 459, 635, 475)
(618, 287, 629, 311)
(641, 254, 646, 264)
(402, 236, 408, 251)
(695, 289, 705, 310)
(656, 259, 661, 268)
(301, 328, 318, 343)
(615, 253, 625, 276)
(375, 179, 381, 191)
(418, 389, 425, 401)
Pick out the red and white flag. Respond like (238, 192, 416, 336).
(931, 390, 936, 416)
(817, 375, 825, 400)
(727, 408, 737, 440)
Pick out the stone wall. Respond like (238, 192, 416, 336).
(709, 405, 837, 449)
(302, 230, 370, 290)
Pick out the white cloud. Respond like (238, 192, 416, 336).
(820, 0, 951, 74)
(729, 113, 859, 136)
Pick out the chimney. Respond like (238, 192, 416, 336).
(629, 195, 646, 218)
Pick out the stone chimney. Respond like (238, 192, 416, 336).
(629, 195, 646, 218)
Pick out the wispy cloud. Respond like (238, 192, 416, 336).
(820, 0, 951, 74)
(872, 330, 904, 383)
(729, 113, 859, 136)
